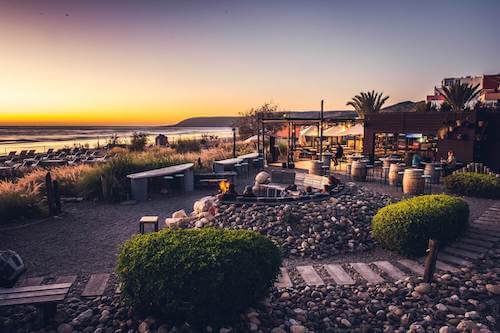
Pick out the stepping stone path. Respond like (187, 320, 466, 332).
(12, 203, 500, 293)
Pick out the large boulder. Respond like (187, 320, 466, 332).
(172, 210, 188, 218)
(193, 196, 216, 214)
(255, 171, 271, 184)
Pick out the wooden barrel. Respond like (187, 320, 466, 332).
(309, 160, 323, 176)
(403, 168, 425, 195)
(388, 163, 404, 186)
(424, 163, 439, 183)
(351, 161, 367, 181)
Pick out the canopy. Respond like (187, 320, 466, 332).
(299, 125, 319, 137)
(342, 124, 364, 136)
(243, 135, 258, 143)
(323, 125, 346, 137)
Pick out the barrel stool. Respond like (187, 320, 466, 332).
(351, 160, 367, 181)
(402, 168, 425, 195)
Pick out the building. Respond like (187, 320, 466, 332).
(426, 74, 500, 108)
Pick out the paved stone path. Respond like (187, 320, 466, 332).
(7, 202, 500, 294)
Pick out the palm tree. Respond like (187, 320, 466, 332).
(346, 90, 389, 119)
(441, 81, 481, 112)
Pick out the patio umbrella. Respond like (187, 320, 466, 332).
(342, 124, 364, 136)
(299, 126, 319, 137)
(323, 125, 346, 137)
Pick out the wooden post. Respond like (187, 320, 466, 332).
(45, 172, 55, 216)
(53, 180, 61, 215)
(423, 239, 439, 283)
(319, 100, 324, 162)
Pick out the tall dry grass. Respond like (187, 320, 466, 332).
(0, 180, 44, 223)
(18, 164, 94, 197)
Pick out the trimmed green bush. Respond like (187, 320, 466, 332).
(444, 172, 500, 198)
(372, 194, 469, 256)
(116, 228, 282, 326)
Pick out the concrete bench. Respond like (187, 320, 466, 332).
(194, 172, 237, 188)
(127, 163, 194, 201)
(213, 158, 243, 172)
(0, 282, 72, 324)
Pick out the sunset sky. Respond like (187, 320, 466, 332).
(0, 0, 499, 126)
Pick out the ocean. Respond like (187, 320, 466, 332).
(0, 126, 233, 154)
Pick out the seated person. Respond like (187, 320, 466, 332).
(441, 150, 457, 175)
(412, 151, 423, 168)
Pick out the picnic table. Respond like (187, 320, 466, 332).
(127, 163, 194, 201)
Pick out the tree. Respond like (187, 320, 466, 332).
(234, 103, 279, 139)
(346, 90, 389, 119)
(441, 81, 481, 112)
(415, 101, 437, 112)
(129, 132, 148, 151)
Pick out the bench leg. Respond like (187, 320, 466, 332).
(37, 303, 57, 325)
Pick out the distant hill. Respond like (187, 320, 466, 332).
(174, 116, 240, 127)
(381, 101, 418, 113)
(173, 103, 421, 127)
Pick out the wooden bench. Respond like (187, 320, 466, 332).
(0, 282, 72, 323)
(127, 163, 194, 201)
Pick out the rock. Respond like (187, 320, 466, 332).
(340, 319, 352, 327)
(57, 323, 73, 333)
(76, 309, 93, 323)
(464, 311, 479, 319)
(439, 326, 452, 333)
(485, 284, 500, 295)
(414, 283, 431, 294)
(436, 303, 448, 311)
(271, 328, 286, 333)
(290, 325, 306, 333)
(456, 320, 479, 331)
(172, 209, 188, 218)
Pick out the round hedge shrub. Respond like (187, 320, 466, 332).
(371, 194, 469, 256)
(116, 228, 282, 326)
(444, 172, 500, 198)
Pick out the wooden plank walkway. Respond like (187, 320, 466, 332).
(435, 260, 460, 273)
(55, 275, 77, 285)
(296, 266, 324, 286)
(324, 264, 355, 285)
(438, 253, 472, 267)
(18, 277, 44, 287)
(350, 263, 384, 284)
(275, 267, 293, 288)
(398, 260, 424, 275)
(82, 274, 109, 297)
(373, 261, 407, 280)
(443, 247, 481, 259)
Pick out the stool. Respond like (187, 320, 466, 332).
(322, 165, 330, 176)
(139, 216, 159, 233)
(366, 165, 374, 182)
(434, 167, 443, 184)
(422, 175, 432, 194)
(174, 173, 185, 191)
(382, 166, 389, 184)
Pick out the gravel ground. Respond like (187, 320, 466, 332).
(0, 180, 495, 278)
(0, 191, 212, 277)
(2, 244, 499, 333)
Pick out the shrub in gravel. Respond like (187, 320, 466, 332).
(116, 228, 282, 326)
(444, 172, 500, 198)
(372, 194, 469, 256)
